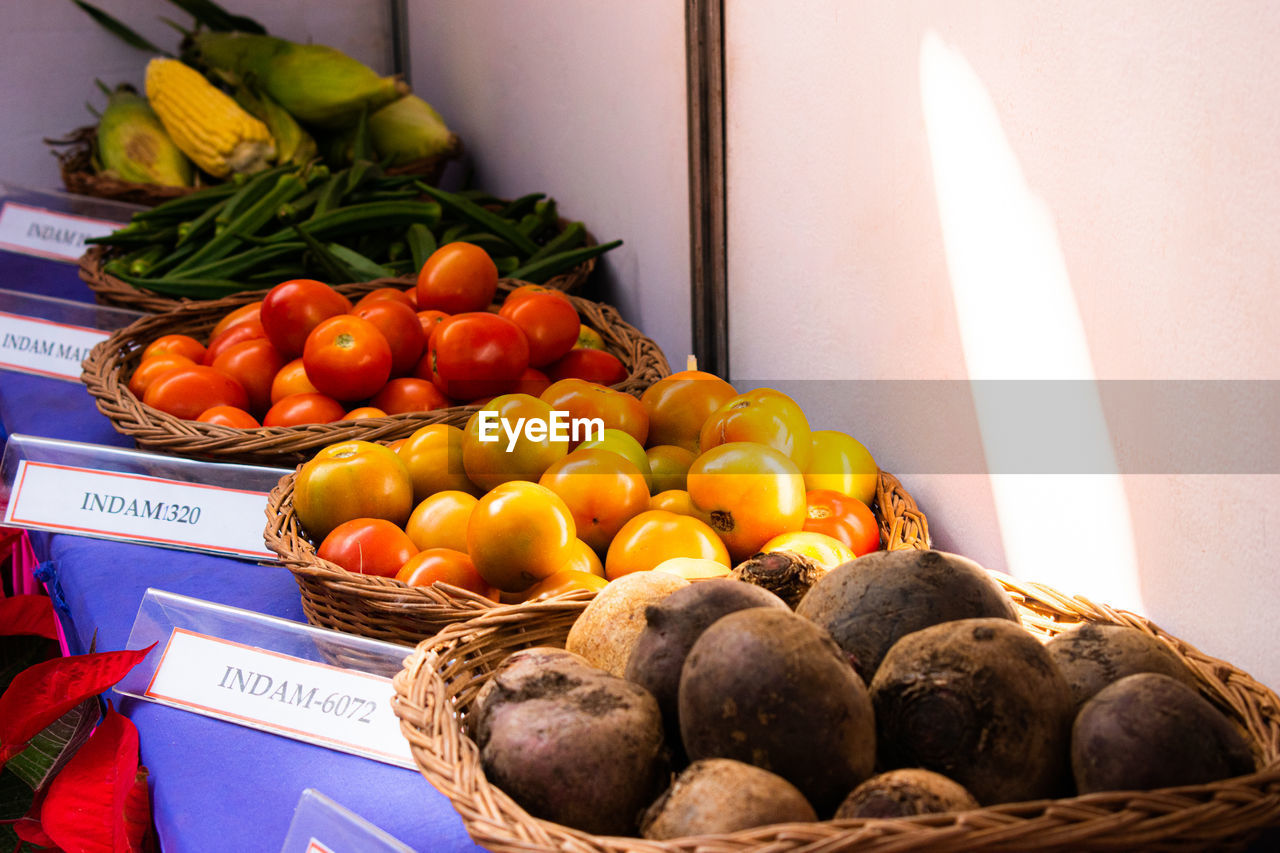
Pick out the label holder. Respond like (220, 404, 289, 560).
(280, 789, 418, 853)
(117, 589, 416, 770)
(0, 182, 139, 264)
(0, 287, 143, 382)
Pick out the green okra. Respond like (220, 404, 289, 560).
(525, 220, 586, 265)
(415, 182, 540, 256)
(507, 239, 622, 284)
(170, 172, 307, 273)
(265, 201, 441, 244)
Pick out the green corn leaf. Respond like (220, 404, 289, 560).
(164, 0, 266, 33)
(70, 1, 167, 53)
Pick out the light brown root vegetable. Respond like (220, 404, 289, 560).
(728, 550, 825, 607)
(624, 578, 789, 740)
(1045, 622, 1200, 709)
(641, 758, 817, 839)
(869, 618, 1073, 806)
(471, 648, 668, 836)
(796, 549, 1019, 683)
(679, 607, 875, 815)
(834, 769, 978, 819)
(1072, 672, 1257, 794)
(565, 570, 689, 676)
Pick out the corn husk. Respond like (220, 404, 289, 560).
(95, 83, 193, 187)
(368, 94, 455, 166)
(235, 85, 318, 166)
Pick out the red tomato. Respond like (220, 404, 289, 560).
(803, 489, 880, 556)
(353, 287, 415, 310)
(203, 317, 267, 365)
(514, 367, 551, 398)
(503, 284, 571, 308)
(142, 365, 248, 420)
(262, 392, 347, 427)
(269, 357, 318, 404)
(354, 298, 426, 377)
(210, 338, 285, 417)
(416, 310, 449, 345)
(545, 348, 627, 386)
(498, 291, 580, 367)
(317, 518, 418, 578)
(395, 548, 492, 597)
(416, 242, 498, 314)
(423, 312, 529, 401)
(196, 405, 261, 428)
(210, 301, 262, 340)
(259, 279, 353, 359)
(128, 353, 195, 399)
(302, 315, 393, 401)
(370, 377, 451, 414)
(143, 333, 206, 364)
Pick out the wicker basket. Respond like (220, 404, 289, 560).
(48, 126, 460, 209)
(263, 470, 930, 646)
(391, 578, 1280, 853)
(80, 278, 670, 467)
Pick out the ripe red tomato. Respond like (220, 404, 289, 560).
(354, 299, 426, 377)
(259, 279, 353, 359)
(203, 317, 267, 365)
(416, 310, 449, 345)
(370, 377, 450, 414)
(302, 315, 393, 401)
(142, 365, 248, 420)
(210, 337, 284, 416)
(423, 312, 530, 401)
(143, 333, 206, 364)
(514, 367, 551, 397)
(196, 404, 260, 428)
(503, 284, 571, 308)
(803, 489, 880, 556)
(210, 301, 262, 340)
(545, 348, 627, 386)
(354, 287, 415, 310)
(498, 291, 580, 367)
(262, 392, 346, 427)
(128, 353, 195, 399)
(416, 242, 498, 314)
(317, 518, 418, 577)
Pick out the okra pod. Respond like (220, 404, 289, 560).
(415, 182, 540, 256)
(508, 239, 622, 284)
(499, 193, 546, 219)
(175, 196, 230, 246)
(171, 172, 307, 273)
(266, 201, 441, 244)
(126, 182, 241, 222)
(326, 243, 393, 279)
(114, 271, 255, 299)
(127, 245, 168, 276)
(167, 242, 306, 281)
(525, 220, 586, 265)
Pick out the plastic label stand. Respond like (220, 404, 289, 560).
(0, 288, 142, 381)
(0, 182, 138, 263)
(280, 789, 418, 853)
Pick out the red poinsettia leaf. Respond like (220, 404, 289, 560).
(13, 812, 58, 848)
(41, 705, 140, 853)
(0, 644, 154, 764)
(0, 595, 58, 640)
(123, 767, 153, 853)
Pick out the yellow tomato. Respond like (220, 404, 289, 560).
(404, 490, 477, 552)
(805, 429, 878, 506)
(639, 370, 737, 453)
(652, 557, 732, 580)
(577, 428, 652, 490)
(467, 480, 577, 592)
(396, 424, 480, 503)
(649, 489, 694, 516)
(761, 530, 855, 569)
(604, 509, 730, 581)
(564, 538, 605, 577)
(463, 393, 570, 491)
(538, 448, 650, 554)
(294, 440, 414, 541)
(646, 444, 695, 494)
(521, 568, 608, 600)
(540, 378, 649, 447)
(686, 441, 807, 563)
(698, 388, 812, 470)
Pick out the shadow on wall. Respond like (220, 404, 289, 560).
(917, 30, 1143, 614)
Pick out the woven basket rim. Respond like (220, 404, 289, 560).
(79, 278, 670, 468)
(262, 468, 932, 646)
(390, 577, 1280, 852)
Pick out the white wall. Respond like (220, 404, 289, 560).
(0, 1, 391, 191)
(726, 1, 1280, 690)
(404, 0, 691, 365)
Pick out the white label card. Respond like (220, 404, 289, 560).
(0, 311, 110, 380)
(145, 628, 414, 768)
(3, 460, 275, 559)
(0, 202, 119, 262)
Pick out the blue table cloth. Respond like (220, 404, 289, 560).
(1, 248, 482, 852)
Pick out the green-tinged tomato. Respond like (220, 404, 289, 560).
(294, 440, 414, 541)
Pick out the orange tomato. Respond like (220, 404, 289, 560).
(685, 442, 807, 562)
(128, 353, 195, 399)
(317, 517, 418, 578)
(262, 392, 346, 427)
(416, 242, 498, 314)
(803, 489, 880, 556)
(142, 365, 249, 420)
(649, 489, 694, 516)
(462, 394, 569, 490)
(142, 333, 206, 364)
(210, 301, 262, 340)
(293, 440, 414, 541)
(416, 309, 449, 346)
(396, 424, 480, 502)
(577, 428, 652, 490)
(395, 548, 493, 598)
(805, 429, 879, 506)
(404, 490, 477, 552)
(604, 509, 730, 581)
(564, 538, 605, 577)
(761, 530, 855, 569)
(269, 358, 319, 404)
(538, 448, 650, 554)
(466, 481, 576, 592)
(639, 369, 736, 453)
(520, 569, 608, 601)
(203, 318, 267, 366)
(196, 405, 260, 428)
(353, 298, 427, 377)
(699, 388, 812, 470)
(539, 378, 649, 447)
(646, 444, 696, 494)
(211, 337, 285, 417)
(340, 406, 388, 421)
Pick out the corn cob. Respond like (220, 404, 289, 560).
(234, 85, 317, 166)
(368, 94, 457, 166)
(145, 58, 276, 178)
(189, 31, 406, 128)
(95, 83, 193, 187)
